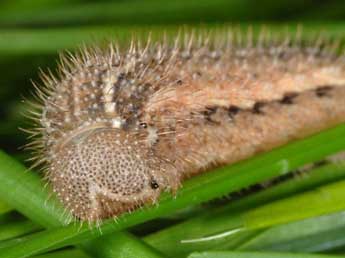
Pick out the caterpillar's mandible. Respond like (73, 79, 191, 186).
(27, 31, 345, 222)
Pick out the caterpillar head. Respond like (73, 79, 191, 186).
(48, 128, 171, 221)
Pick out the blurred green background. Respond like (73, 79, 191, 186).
(1, 0, 345, 157)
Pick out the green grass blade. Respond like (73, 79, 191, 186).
(243, 179, 345, 229)
(81, 231, 165, 258)
(237, 211, 345, 252)
(0, 220, 40, 241)
(223, 162, 345, 213)
(0, 228, 165, 258)
(0, 227, 83, 258)
(0, 27, 125, 55)
(143, 162, 345, 257)
(0, 152, 68, 227)
(188, 251, 345, 258)
(33, 248, 90, 258)
(1, 24, 345, 55)
(172, 178, 345, 253)
(0, 0, 320, 27)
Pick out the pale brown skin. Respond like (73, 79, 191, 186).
(29, 33, 345, 221)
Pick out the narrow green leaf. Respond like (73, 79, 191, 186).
(188, 251, 345, 258)
(243, 179, 345, 229)
(224, 162, 345, 213)
(238, 211, 345, 252)
(0, 220, 40, 241)
(1, 24, 345, 55)
(143, 162, 345, 257)
(0, 0, 322, 27)
(33, 248, 90, 258)
(81, 231, 164, 258)
(0, 152, 68, 227)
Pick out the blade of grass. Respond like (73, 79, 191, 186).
(0, 124, 344, 256)
(222, 161, 345, 213)
(0, 224, 94, 257)
(146, 194, 345, 257)
(81, 231, 165, 258)
(143, 162, 345, 257)
(173, 157, 345, 221)
(0, 26, 130, 55)
(168, 178, 345, 246)
(33, 248, 90, 258)
(0, 226, 164, 258)
(1, 24, 345, 55)
(0, 0, 86, 13)
(0, 152, 69, 227)
(188, 251, 345, 258)
(145, 210, 258, 258)
(237, 211, 345, 252)
(0, 0, 320, 27)
(0, 220, 40, 241)
(242, 179, 345, 229)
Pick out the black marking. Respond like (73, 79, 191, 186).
(195, 71, 202, 77)
(228, 105, 240, 119)
(279, 92, 299, 105)
(203, 106, 218, 123)
(210, 168, 299, 205)
(313, 159, 329, 168)
(150, 179, 159, 190)
(117, 73, 126, 81)
(251, 73, 258, 79)
(176, 79, 183, 85)
(139, 122, 148, 129)
(252, 102, 266, 114)
(315, 86, 333, 97)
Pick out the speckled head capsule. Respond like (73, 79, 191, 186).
(50, 129, 168, 220)
(26, 30, 345, 222)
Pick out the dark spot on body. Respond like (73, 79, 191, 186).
(139, 122, 147, 129)
(252, 102, 266, 114)
(279, 92, 299, 105)
(228, 105, 240, 119)
(315, 85, 333, 97)
(118, 73, 126, 81)
(203, 106, 218, 123)
(176, 79, 183, 85)
(251, 73, 258, 79)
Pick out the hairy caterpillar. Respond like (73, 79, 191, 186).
(26, 30, 345, 222)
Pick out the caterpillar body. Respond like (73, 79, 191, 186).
(27, 31, 345, 222)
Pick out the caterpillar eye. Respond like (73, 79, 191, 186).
(150, 179, 159, 189)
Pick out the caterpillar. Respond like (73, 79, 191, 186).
(26, 29, 345, 222)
